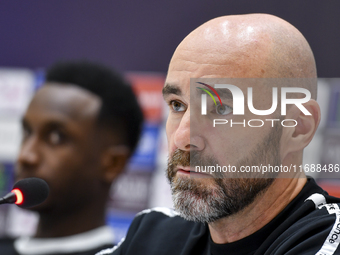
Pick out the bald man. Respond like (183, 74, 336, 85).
(97, 14, 340, 255)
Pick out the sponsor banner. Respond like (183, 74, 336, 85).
(0, 162, 15, 196)
(108, 171, 152, 212)
(0, 69, 35, 118)
(0, 120, 23, 162)
(127, 72, 165, 124)
(128, 122, 161, 172)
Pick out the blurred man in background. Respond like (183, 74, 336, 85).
(98, 14, 340, 255)
(0, 61, 143, 255)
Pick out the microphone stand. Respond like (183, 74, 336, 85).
(0, 192, 16, 205)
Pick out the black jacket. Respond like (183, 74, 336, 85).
(97, 178, 340, 255)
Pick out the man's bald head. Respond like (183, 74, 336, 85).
(164, 13, 320, 225)
(170, 13, 317, 98)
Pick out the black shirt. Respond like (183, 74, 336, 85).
(97, 178, 340, 255)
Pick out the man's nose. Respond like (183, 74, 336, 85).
(17, 136, 40, 168)
(174, 110, 205, 152)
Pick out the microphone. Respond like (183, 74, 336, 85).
(0, 178, 49, 208)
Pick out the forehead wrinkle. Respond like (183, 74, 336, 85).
(174, 50, 241, 67)
(171, 44, 272, 79)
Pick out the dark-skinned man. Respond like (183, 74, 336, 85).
(0, 61, 143, 255)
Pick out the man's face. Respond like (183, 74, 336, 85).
(16, 83, 103, 214)
(163, 47, 283, 222)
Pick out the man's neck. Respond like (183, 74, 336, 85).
(35, 204, 106, 238)
(208, 175, 307, 244)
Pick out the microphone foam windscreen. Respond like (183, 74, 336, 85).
(13, 178, 49, 208)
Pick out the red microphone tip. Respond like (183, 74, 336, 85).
(11, 189, 24, 205)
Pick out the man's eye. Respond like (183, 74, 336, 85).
(48, 131, 64, 145)
(216, 104, 233, 115)
(170, 101, 186, 112)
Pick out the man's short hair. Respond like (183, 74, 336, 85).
(45, 61, 144, 153)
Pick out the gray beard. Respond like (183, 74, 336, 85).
(170, 175, 275, 223)
(167, 124, 281, 223)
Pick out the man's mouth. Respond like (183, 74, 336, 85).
(176, 166, 212, 178)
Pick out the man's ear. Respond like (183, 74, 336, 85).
(281, 99, 321, 155)
(100, 145, 130, 184)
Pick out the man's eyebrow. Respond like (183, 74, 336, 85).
(21, 117, 69, 131)
(162, 83, 182, 97)
(44, 121, 67, 130)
